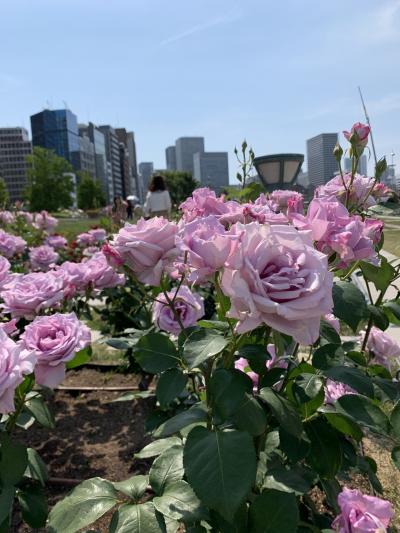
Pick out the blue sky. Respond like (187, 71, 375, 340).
(1, 0, 400, 180)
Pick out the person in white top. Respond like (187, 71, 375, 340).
(143, 175, 172, 218)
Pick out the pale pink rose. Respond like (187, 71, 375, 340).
(17, 211, 34, 225)
(33, 211, 58, 233)
(343, 122, 370, 148)
(76, 232, 96, 247)
(111, 217, 179, 285)
(0, 230, 26, 258)
(45, 234, 68, 249)
(332, 487, 393, 532)
(152, 285, 204, 335)
(364, 326, 400, 372)
(29, 245, 59, 271)
(0, 256, 11, 288)
(102, 243, 124, 268)
(179, 187, 228, 222)
(0, 211, 15, 225)
(0, 329, 36, 413)
(82, 246, 100, 258)
(88, 228, 107, 242)
(363, 219, 384, 245)
(241, 203, 288, 225)
(268, 190, 304, 214)
(1, 271, 64, 320)
(323, 313, 340, 334)
(21, 312, 91, 388)
(324, 379, 356, 405)
(217, 200, 246, 225)
(221, 222, 333, 344)
(235, 344, 288, 391)
(57, 261, 88, 294)
(0, 318, 18, 336)
(235, 357, 259, 389)
(372, 182, 392, 200)
(315, 174, 376, 209)
(182, 215, 233, 283)
(83, 252, 125, 291)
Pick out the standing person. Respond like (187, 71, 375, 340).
(126, 198, 133, 220)
(111, 196, 126, 226)
(143, 175, 172, 218)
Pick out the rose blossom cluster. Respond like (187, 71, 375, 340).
(0, 230, 26, 258)
(0, 211, 15, 225)
(33, 211, 58, 233)
(76, 228, 107, 247)
(152, 285, 204, 335)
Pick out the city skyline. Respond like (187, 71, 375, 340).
(1, 0, 399, 181)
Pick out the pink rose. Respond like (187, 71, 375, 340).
(21, 312, 91, 388)
(0, 256, 11, 288)
(343, 122, 370, 148)
(57, 261, 88, 294)
(33, 211, 58, 233)
(324, 379, 356, 405)
(76, 232, 96, 247)
(323, 313, 340, 334)
(0, 230, 26, 258)
(363, 219, 384, 245)
(88, 228, 107, 242)
(235, 343, 288, 391)
(152, 285, 204, 335)
(315, 174, 376, 209)
(221, 222, 333, 344)
(332, 487, 393, 532)
(235, 357, 259, 390)
(1, 271, 64, 320)
(179, 187, 228, 222)
(0, 211, 15, 225)
(29, 245, 59, 271)
(241, 202, 288, 225)
(17, 211, 34, 225)
(364, 326, 400, 372)
(83, 252, 125, 291)
(0, 329, 36, 413)
(102, 243, 124, 268)
(111, 217, 179, 285)
(0, 318, 18, 336)
(269, 190, 304, 214)
(182, 215, 233, 283)
(45, 234, 68, 249)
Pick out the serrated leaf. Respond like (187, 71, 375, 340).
(332, 281, 367, 332)
(25, 448, 48, 485)
(135, 437, 182, 459)
(25, 395, 55, 429)
(183, 330, 228, 369)
(109, 502, 164, 533)
(134, 333, 180, 374)
(259, 388, 302, 437)
(149, 446, 184, 495)
(153, 480, 207, 522)
(336, 394, 390, 433)
(113, 475, 149, 501)
(153, 403, 207, 438)
(156, 369, 188, 407)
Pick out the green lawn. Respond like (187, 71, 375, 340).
(56, 217, 102, 240)
(380, 216, 400, 257)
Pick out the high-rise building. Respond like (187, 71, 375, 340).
(71, 134, 96, 179)
(99, 125, 124, 198)
(344, 154, 368, 175)
(175, 137, 205, 175)
(30, 109, 79, 163)
(307, 133, 338, 187)
(0, 128, 32, 202)
(165, 146, 177, 170)
(138, 162, 154, 192)
(79, 123, 111, 202)
(115, 128, 139, 198)
(193, 152, 229, 193)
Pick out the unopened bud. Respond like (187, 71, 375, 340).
(333, 143, 343, 162)
(375, 157, 387, 179)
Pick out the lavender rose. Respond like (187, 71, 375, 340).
(88, 228, 107, 242)
(0, 256, 11, 288)
(364, 326, 400, 372)
(21, 312, 91, 388)
(45, 234, 68, 249)
(83, 252, 125, 291)
(332, 487, 393, 532)
(0, 230, 26, 257)
(235, 344, 288, 391)
(0, 329, 36, 413)
(179, 187, 228, 222)
(111, 217, 179, 285)
(0, 211, 15, 225)
(76, 232, 96, 247)
(315, 174, 376, 209)
(33, 211, 58, 233)
(29, 245, 59, 271)
(269, 190, 304, 214)
(1, 271, 64, 320)
(152, 285, 204, 335)
(221, 222, 333, 345)
(324, 379, 356, 405)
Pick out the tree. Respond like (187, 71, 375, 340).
(162, 171, 198, 207)
(25, 147, 74, 212)
(77, 172, 106, 210)
(0, 177, 9, 207)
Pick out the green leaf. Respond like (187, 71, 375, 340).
(237, 344, 269, 375)
(113, 475, 149, 501)
(0, 434, 28, 486)
(109, 502, 164, 533)
(305, 418, 342, 478)
(360, 258, 395, 292)
(263, 466, 316, 495)
(66, 346, 92, 369)
(345, 351, 367, 366)
(134, 333, 180, 374)
(25, 448, 48, 485)
(383, 301, 400, 323)
(391, 446, 400, 470)
(184, 427, 256, 522)
(0, 486, 14, 524)
(325, 366, 374, 398)
(248, 490, 299, 533)
(320, 319, 341, 345)
(209, 368, 252, 420)
(135, 437, 182, 459)
(368, 305, 389, 331)
(183, 329, 228, 369)
(197, 320, 230, 332)
(336, 395, 389, 433)
(390, 400, 400, 439)
(312, 343, 343, 370)
(111, 391, 155, 402)
(153, 403, 207, 438)
(291, 374, 324, 417)
(325, 413, 363, 441)
(149, 446, 184, 495)
(25, 395, 55, 429)
(153, 480, 207, 522)
(232, 394, 268, 436)
(279, 430, 309, 463)
(259, 388, 302, 437)
(332, 281, 367, 332)
(47, 477, 119, 533)
(17, 484, 48, 528)
(107, 337, 137, 350)
(156, 369, 188, 407)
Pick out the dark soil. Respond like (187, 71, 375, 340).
(13, 369, 155, 532)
